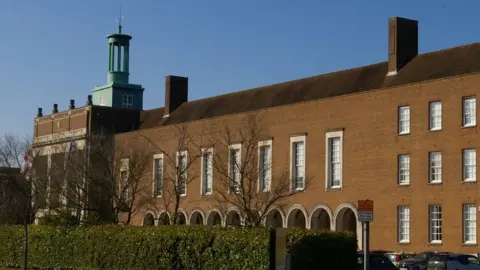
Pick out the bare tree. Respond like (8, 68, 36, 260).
(207, 113, 310, 227)
(139, 124, 204, 225)
(0, 133, 50, 270)
(59, 130, 151, 225)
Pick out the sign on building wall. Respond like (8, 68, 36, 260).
(358, 199, 374, 222)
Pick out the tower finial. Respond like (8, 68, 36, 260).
(117, 3, 124, 33)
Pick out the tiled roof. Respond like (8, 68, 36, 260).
(139, 42, 480, 129)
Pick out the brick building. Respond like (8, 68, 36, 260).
(33, 17, 480, 253)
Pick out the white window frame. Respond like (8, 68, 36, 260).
(258, 140, 273, 193)
(152, 153, 164, 197)
(428, 152, 442, 184)
(463, 148, 477, 182)
(398, 106, 410, 135)
(228, 143, 242, 193)
(463, 96, 476, 127)
(325, 130, 343, 190)
(463, 204, 477, 244)
(200, 148, 213, 195)
(176, 150, 188, 197)
(429, 205, 442, 244)
(290, 135, 306, 191)
(397, 205, 410, 243)
(429, 101, 442, 131)
(122, 94, 134, 108)
(100, 96, 105, 106)
(398, 154, 410, 185)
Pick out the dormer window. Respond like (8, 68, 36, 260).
(122, 95, 134, 108)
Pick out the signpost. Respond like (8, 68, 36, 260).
(358, 199, 374, 270)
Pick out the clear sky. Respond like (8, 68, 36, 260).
(1, 0, 479, 137)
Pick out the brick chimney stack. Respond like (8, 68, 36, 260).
(69, 99, 75, 110)
(164, 75, 188, 118)
(387, 17, 418, 76)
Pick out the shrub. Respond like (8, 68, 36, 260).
(37, 210, 78, 227)
(0, 225, 356, 270)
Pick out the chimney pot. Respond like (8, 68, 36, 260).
(387, 17, 418, 75)
(37, 108, 43, 117)
(87, 95, 93, 105)
(52, 104, 58, 113)
(164, 75, 188, 118)
(69, 99, 75, 109)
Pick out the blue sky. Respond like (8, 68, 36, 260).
(1, 0, 479, 136)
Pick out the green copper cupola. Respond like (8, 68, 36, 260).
(92, 21, 144, 110)
(107, 25, 131, 84)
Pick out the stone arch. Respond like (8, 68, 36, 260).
(189, 210, 205, 225)
(334, 202, 362, 247)
(142, 211, 155, 226)
(309, 204, 333, 231)
(226, 207, 243, 226)
(157, 211, 170, 225)
(264, 207, 285, 228)
(174, 209, 188, 225)
(206, 209, 223, 226)
(286, 204, 308, 229)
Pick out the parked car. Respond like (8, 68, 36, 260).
(426, 253, 480, 270)
(385, 252, 416, 267)
(357, 252, 398, 270)
(398, 251, 443, 270)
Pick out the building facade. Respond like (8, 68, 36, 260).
(34, 17, 480, 253)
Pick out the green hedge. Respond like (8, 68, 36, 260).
(0, 225, 357, 270)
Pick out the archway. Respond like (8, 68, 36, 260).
(286, 206, 307, 228)
(336, 208, 356, 232)
(334, 203, 362, 247)
(265, 209, 284, 228)
(207, 210, 222, 226)
(226, 210, 242, 226)
(310, 206, 332, 230)
(175, 211, 187, 225)
(190, 211, 205, 225)
(143, 212, 155, 226)
(158, 212, 170, 225)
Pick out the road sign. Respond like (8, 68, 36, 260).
(358, 199, 374, 222)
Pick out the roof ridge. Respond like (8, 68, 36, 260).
(416, 41, 480, 58)
(182, 61, 388, 106)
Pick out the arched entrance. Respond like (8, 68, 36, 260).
(175, 211, 187, 225)
(310, 206, 332, 230)
(207, 210, 222, 226)
(265, 209, 284, 228)
(190, 211, 204, 225)
(143, 212, 155, 226)
(158, 212, 170, 225)
(336, 208, 356, 232)
(226, 210, 242, 226)
(334, 203, 362, 247)
(287, 206, 307, 228)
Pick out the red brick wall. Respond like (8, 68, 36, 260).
(116, 73, 480, 253)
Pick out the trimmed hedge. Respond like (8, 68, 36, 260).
(0, 225, 357, 270)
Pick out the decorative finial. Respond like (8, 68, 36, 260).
(117, 4, 124, 33)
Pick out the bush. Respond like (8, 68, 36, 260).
(0, 225, 356, 270)
(37, 210, 78, 227)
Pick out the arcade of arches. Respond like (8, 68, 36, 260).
(142, 204, 362, 245)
